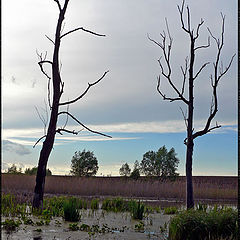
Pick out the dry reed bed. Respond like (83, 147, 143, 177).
(2, 174, 237, 202)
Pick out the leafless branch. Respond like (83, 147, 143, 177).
(58, 111, 112, 138)
(37, 51, 52, 81)
(177, 0, 191, 34)
(62, 103, 69, 129)
(180, 57, 188, 95)
(157, 76, 183, 102)
(217, 54, 235, 82)
(59, 71, 109, 106)
(149, 28, 189, 105)
(53, 0, 62, 11)
(33, 135, 46, 148)
(192, 13, 235, 140)
(147, 34, 163, 48)
(193, 62, 210, 80)
(193, 122, 221, 139)
(45, 35, 55, 45)
(60, 27, 106, 39)
(35, 106, 47, 134)
(194, 18, 204, 40)
(180, 106, 188, 128)
(43, 99, 49, 125)
(56, 128, 79, 135)
(186, 6, 191, 32)
(195, 37, 210, 51)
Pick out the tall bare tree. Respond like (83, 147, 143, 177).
(149, 0, 235, 209)
(33, 0, 111, 209)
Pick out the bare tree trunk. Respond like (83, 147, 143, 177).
(32, 1, 67, 209)
(186, 141, 194, 209)
(32, 0, 110, 209)
(149, 0, 234, 210)
(185, 35, 195, 209)
(32, 129, 56, 208)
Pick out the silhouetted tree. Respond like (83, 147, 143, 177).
(140, 146, 179, 177)
(130, 160, 141, 179)
(119, 163, 131, 177)
(25, 167, 52, 176)
(149, 0, 235, 208)
(33, 0, 110, 209)
(5, 164, 23, 175)
(70, 150, 98, 177)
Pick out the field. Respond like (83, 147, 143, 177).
(2, 174, 237, 206)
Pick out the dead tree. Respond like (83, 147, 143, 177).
(149, 0, 235, 209)
(32, 0, 111, 209)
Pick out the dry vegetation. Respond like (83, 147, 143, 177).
(2, 174, 237, 205)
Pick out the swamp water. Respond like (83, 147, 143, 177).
(2, 209, 172, 240)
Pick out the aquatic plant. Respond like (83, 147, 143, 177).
(102, 197, 128, 212)
(63, 198, 80, 222)
(164, 206, 178, 215)
(168, 207, 238, 240)
(69, 223, 79, 231)
(80, 223, 91, 231)
(1, 218, 21, 233)
(131, 200, 145, 220)
(134, 221, 145, 231)
(90, 198, 99, 210)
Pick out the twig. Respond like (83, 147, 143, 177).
(58, 111, 112, 138)
(61, 27, 106, 39)
(59, 71, 109, 106)
(33, 135, 47, 148)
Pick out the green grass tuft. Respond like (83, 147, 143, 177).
(168, 207, 238, 240)
(63, 197, 81, 222)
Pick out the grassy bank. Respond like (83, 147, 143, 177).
(2, 175, 237, 204)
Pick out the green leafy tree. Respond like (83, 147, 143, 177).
(140, 146, 179, 177)
(25, 167, 52, 176)
(70, 150, 98, 177)
(130, 160, 141, 179)
(119, 163, 131, 177)
(5, 164, 23, 175)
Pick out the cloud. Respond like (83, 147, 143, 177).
(2, 140, 31, 155)
(2, 120, 236, 147)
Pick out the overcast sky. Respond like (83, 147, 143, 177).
(2, 0, 237, 176)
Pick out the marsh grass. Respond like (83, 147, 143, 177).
(163, 206, 179, 215)
(63, 197, 81, 222)
(102, 197, 128, 212)
(168, 207, 238, 240)
(2, 175, 237, 203)
(90, 198, 99, 210)
(1, 218, 22, 234)
(1, 194, 29, 217)
(131, 200, 145, 220)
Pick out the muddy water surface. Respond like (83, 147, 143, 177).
(2, 209, 172, 240)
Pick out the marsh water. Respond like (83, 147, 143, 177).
(2, 209, 171, 240)
(2, 197, 237, 240)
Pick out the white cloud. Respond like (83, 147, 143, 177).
(2, 120, 236, 147)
